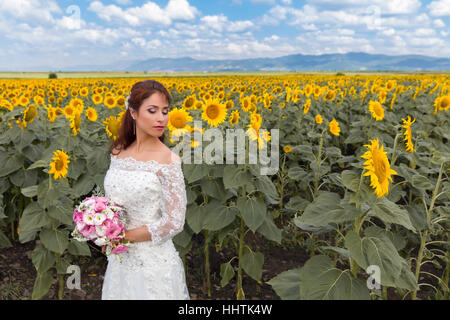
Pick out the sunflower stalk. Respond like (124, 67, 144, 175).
(390, 132, 402, 167)
(411, 161, 446, 300)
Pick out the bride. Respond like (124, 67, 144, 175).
(101, 79, 190, 300)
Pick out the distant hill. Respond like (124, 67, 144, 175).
(5, 52, 450, 72)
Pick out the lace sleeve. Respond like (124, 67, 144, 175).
(145, 162, 187, 246)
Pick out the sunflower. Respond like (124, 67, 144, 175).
(70, 98, 84, 113)
(401, 116, 415, 152)
(315, 114, 323, 124)
(250, 112, 262, 128)
(48, 149, 70, 180)
(225, 100, 234, 110)
(104, 95, 117, 109)
(241, 96, 252, 112)
(324, 90, 336, 102)
(369, 100, 384, 121)
(433, 95, 450, 114)
(188, 125, 204, 148)
(386, 80, 397, 92)
(23, 104, 38, 127)
(361, 138, 398, 198)
(103, 116, 122, 140)
(18, 95, 30, 107)
(167, 108, 193, 134)
(0, 99, 13, 111)
(79, 87, 89, 97)
(329, 118, 340, 136)
(201, 99, 227, 127)
(303, 99, 311, 114)
(182, 95, 197, 110)
(55, 107, 64, 117)
(283, 145, 292, 153)
(378, 89, 387, 104)
(92, 94, 103, 105)
(70, 110, 81, 136)
(304, 84, 313, 98)
(230, 110, 240, 125)
(63, 104, 76, 119)
(85, 107, 98, 122)
(47, 107, 56, 123)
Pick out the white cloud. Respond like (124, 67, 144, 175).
(88, 0, 199, 27)
(200, 14, 254, 33)
(306, 0, 421, 14)
(0, 0, 62, 24)
(427, 0, 450, 16)
(433, 19, 446, 27)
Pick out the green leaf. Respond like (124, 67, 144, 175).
(345, 231, 405, 287)
(203, 201, 238, 231)
(254, 175, 279, 201)
(364, 226, 406, 251)
(31, 244, 56, 273)
(412, 174, 433, 190)
(222, 165, 253, 189)
(256, 213, 282, 244)
(266, 267, 302, 300)
(200, 178, 227, 200)
(39, 228, 69, 255)
(371, 197, 416, 232)
(183, 163, 210, 184)
(67, 239, 91, 256)
(0, 154, 23, 177)
(300, 255, 370, 300)
(220, 261, 235, 287)
(297, 192, 362, 227)
(0, 231, 12, 248)
(18, 202, 51, 235)
(288, 167, 309, 181)
(21, 185, 39, 198)
(236, 196, 266, 232)
(285, 196, 310, 212)
(185, 204, 207, 234)
(47, 203, 74, 226)
(341, 170, 360, 192)
(27, 160, 48, 170)
(32, 270, 54, 300)
(241, 247, 264, 282)
(72, 173, 96, 197)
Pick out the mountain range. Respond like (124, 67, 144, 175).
(10, 52, 450, 72)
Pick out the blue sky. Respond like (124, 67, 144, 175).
(0, 0, 449, 70)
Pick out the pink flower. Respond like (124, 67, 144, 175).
(94, 201, 107, 212)
(80, 224, 96, 237)
(112, 245, 128, 254)
(73, 210, 84, 223)
(96, 197, 109, 204)
(106, 223, 122, 239)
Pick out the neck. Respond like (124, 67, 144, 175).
(134, 129, 162, 153)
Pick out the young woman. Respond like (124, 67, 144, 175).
(101, 79, 190, 300)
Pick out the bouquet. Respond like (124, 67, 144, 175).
(71, 190, 132, 259)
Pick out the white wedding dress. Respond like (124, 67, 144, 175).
(101, 154, 190, 300)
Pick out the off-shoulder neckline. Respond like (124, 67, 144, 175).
(110, 154, 181, 166)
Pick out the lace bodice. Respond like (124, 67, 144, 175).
(104, 154, 187, 247)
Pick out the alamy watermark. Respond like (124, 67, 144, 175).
(170, 121, 280, 175)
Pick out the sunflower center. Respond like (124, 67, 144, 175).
(55, 158, 64, 171)
(373, 149, 387, 183)
(172, 116, 186, 129)
(374, 105, 383, 117)
(206, 104, 219, 119)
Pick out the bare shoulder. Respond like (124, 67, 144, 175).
(165, 147, 181, 164)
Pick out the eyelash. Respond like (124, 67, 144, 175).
(149, 110, 168, 115)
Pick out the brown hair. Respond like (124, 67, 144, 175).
(109, 79, 172, 156)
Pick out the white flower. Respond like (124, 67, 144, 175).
(105, 207, 115, 220)
(83, 213, 95, 225)
(96, 226, 107, 237)
(94, 237, 107, 246)
(76, 222, 86, 231)
(83, 199, 95, 208)
(94, 213, 107, 225)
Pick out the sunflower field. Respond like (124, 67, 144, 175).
(0, 74, 449, 300)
